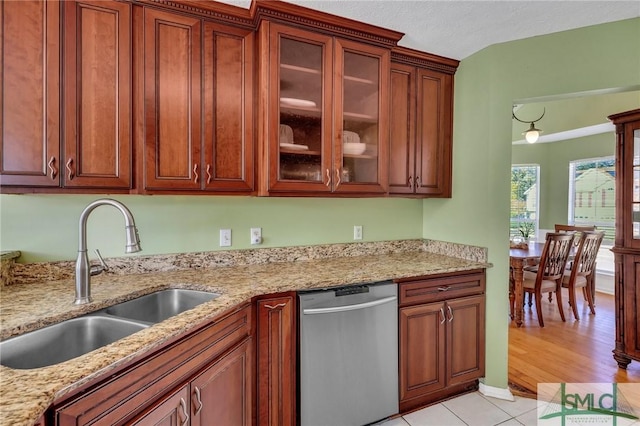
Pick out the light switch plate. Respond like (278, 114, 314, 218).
(354, 225, 363, 240)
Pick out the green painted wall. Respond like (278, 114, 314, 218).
(0, 195, 422, 263)
(512, 133, 616, 230)
(424, 17, 640, 389)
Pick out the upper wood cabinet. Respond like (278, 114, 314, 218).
(389, 47, 458, 198)
(0, 0, 61, 187)
(63, 0, 132, 189)
(255, 2, 400, 196)
(1, 0, 133, 190)
(139, 6, 254, 193)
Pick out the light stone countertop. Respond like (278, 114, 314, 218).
(0, 250, 489, 426)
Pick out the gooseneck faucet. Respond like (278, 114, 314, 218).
(74, 199, 142, 305)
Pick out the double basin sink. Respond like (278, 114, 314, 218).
(0, 289, 220, 370)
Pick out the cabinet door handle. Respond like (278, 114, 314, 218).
(437, 286, 450, 292)
(193, 386, 203, 416)
(206, 164, 212, 184)
(48, 156, 57, 179)
(179, 397, 189, 425)
(193, 163, 199, 184)
(415, 176, 421, 188)
(66, 158, 74, 181)
(325, 168, 331, 187)
(447, 305, 454, 322)
(439, 307, 446, 324)
(335, 169, 341, 187)
(408, 176, 413, 188)
(264, 303, 286, 310)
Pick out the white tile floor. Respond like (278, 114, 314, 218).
(378, 391, 538, 426)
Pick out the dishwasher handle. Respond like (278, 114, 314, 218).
(302, 296, 397, 315)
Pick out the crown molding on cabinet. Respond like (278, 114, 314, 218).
(391, 46, 460, 75)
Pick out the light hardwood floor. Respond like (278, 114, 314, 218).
(508, 287, 640, 396)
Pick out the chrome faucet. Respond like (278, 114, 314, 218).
(74, 199, 141, 305)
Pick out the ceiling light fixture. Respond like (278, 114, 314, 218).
(512, 106, 545, 143)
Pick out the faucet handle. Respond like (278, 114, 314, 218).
(90, 249, 110, 276)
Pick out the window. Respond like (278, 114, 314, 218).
(568, 157, 615, 244)
(511, 165, 539, 239)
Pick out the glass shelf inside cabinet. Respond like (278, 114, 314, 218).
(279, 36, 324, 182)
(633, 128, 640, 238)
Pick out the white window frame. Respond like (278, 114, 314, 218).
(510, 164, 540, 239)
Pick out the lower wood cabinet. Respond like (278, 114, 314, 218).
(53, 304, 253, 425)
(397, 270, 485, 412)
(256, 293, 296, 426)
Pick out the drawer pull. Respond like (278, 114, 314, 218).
(264, 303, 286, 310)
(437, 286, 451, 292)
(447, 305, 454, 322)
(193, 386, 203, 415)
(439, 307, 446, 324)
(179, 397, 189, 425)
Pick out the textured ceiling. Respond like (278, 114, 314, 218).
(220, 0, 640, 60)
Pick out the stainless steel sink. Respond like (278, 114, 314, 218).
(102, 289, 220, 324)
(0, 288, 219, 369)
(0, 315, 148, 370)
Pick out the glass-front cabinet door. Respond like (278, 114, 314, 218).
(261, 23, 390, 195)
(334, 39, 389, 194)
(265, 23, 333, 193)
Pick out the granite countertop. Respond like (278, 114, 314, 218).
(0, 250, 489, 426)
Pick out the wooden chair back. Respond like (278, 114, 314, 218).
(568, 231, 605, 281)
(534, 232, 575, 290)
(554, 224, 597, 246)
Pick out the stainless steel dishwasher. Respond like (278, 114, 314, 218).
(299, 281, 398, 426)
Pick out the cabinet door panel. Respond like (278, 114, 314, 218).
(623, 255, 640, 359)
(260, 22, 333, 194)
(416, 69, 452, 196)
(389, 64, 415, 194)
(191, 338, 253, 426)
(203, 22, 253, 192)
(446, 296, 485, 385)
(257, 296, 296, 426)
(63, 0, 131, 188)
(0, 0, 60, 187)
(143, 8, 201, 190)
(334, 38, 389, 194)
(399, 303, 446, 402)
(128, 385, 189, 426)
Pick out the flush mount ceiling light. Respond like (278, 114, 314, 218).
(513, 106, 545, 143)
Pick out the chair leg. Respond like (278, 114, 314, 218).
(568, 284, 580, 320)
(527, 293, 533, 307)
(535, 292, 545, 327)
(555, 285, 566, 322)
(548, 292, 553, 303)
(585, 284, 596, 315)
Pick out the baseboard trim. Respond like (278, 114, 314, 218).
(479, 382, 515, 401)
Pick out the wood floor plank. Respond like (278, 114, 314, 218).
(508, 289, 640, 395)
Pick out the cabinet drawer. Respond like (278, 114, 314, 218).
(398, 271, 485, 306)
(55, 304, 252, 426)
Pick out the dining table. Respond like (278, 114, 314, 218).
(509, 242, 546, 327)
(509, 240, 592, 327)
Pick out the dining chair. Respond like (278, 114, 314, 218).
(561, 231, 605, 320)
(522, 232, 575, 327)
(553, 224, 598, 303)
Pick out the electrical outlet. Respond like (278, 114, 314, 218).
(250, 227, 262, 245)
(353, 225, 363, 240)
(220, 229, 232, 247)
